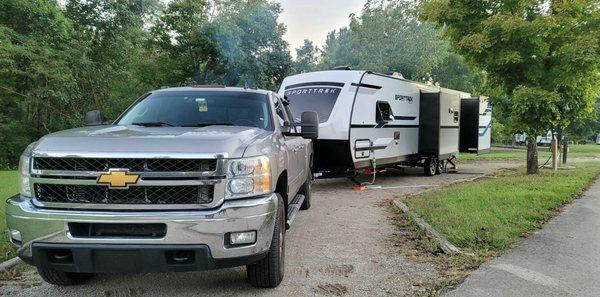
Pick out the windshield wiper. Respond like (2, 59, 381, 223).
(131, 121, 175, 127)
(181, 122, 235, 127)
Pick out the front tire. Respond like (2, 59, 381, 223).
(247, 194, 286, 288)
(37, 265, 93, 286)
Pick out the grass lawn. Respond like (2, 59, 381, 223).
(460, 144, 600, 161)
(403, 162, 600, 253)
(0, 171, 18, 262)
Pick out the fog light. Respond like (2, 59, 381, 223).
(229, 231, 257, 245)
(228, 178, 254, 194)
(9, 229, 22, 244)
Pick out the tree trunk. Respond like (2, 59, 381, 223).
(563, 138, 568, 164)
(527, 140, 539, 174)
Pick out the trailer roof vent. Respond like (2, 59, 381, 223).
(332, 66, 352, 71)
(383, 72, 405, 79)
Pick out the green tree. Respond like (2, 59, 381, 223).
(421, 0, 600, 173)
(66, 0, 162, 118)
(319, 27, 361, 70)
(150, 0, 222, 86)
(0, 0, 295, 168)
(294, 39, 319, 73)
(210, 1, 292, 90)
(318, 0, 483, 91)
(151, 0, 292, 90)
(0, 0, 85, 167)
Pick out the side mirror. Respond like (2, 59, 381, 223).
(85, 110, 103, 126)
(299, 111, 319, 140)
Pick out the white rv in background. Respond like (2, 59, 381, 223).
(515, 131, 553, 146)
(278, 70, 490, 178)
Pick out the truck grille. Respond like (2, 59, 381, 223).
(33, 158, 217, 172)
(34, 184, 214, 205)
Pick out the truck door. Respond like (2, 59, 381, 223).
(284, 103, 308, 182)
(274, 96, 303, 197)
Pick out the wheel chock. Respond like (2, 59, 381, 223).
(353, 185, 368, 191)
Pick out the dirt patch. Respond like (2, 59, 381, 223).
(319, 264, 354, 278)
(1, 162, 517, 297)
(315, 283, 349, 296)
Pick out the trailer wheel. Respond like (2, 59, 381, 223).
(436, 160, 445, 175)
(424, 158, 437, 177)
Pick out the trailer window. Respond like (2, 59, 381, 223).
(376, 101, 393, 124)
(284, 86, 342, 123)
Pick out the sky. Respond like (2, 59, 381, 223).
(275, 0, 367, 52)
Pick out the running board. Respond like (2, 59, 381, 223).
(286, 194, 305, 229)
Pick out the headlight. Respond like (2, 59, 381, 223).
(18, 143, 36, 197)
(225, 156, 271, 199)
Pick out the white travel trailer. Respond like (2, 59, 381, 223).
(278, 70, 489, 177)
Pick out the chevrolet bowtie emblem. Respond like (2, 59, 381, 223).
(97, 169, 140, 189)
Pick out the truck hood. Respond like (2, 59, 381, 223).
(32, 125, 270, 159)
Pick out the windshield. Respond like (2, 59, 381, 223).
(117, 91, 273, 130)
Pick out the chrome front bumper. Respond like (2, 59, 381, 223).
(5, 193, 278, 262)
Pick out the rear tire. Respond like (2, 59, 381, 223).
(424, 158, 437, 177)
(247, 194, 286, 288)
(37, 265, 93, 286)
(436, 160, 445, 175)
(298, 173, 311, 210)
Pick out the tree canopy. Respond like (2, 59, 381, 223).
(0, 0, 294, 168)
(421, 0, 600, 137)
(421, 0, 600, 172)
(318, 0, 484, 93)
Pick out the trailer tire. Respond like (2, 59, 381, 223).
(247, 194, 286, 288)
(424, 158, 437, 177)
(37, 265, 93, 286)
(436, 160, 445, 175)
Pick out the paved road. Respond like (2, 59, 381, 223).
(446, 178, 600, 297)
(1, 161, 513, 297)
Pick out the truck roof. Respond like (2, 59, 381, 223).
(151, 86, 273, 96)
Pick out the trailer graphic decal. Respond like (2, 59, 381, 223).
(284, 81, 345, 90)
(284, 85, 343, 123)
(395, 95, 414, 103)
(393, 116, 417, 121)
(479, 122, 492, 136)
(350, 83, 382, 90)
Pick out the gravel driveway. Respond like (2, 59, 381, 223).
(0, 161, 515, 297)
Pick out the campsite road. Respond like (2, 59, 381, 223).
(1, 161, 516, 297)
(444, 176, 600, 297)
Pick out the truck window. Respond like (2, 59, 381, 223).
(283, 84, 343, 123)
(117, 91, 273, 130)
(274, 97, 297, 133)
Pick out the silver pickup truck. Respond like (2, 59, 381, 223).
(6, 86, 318, 288)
